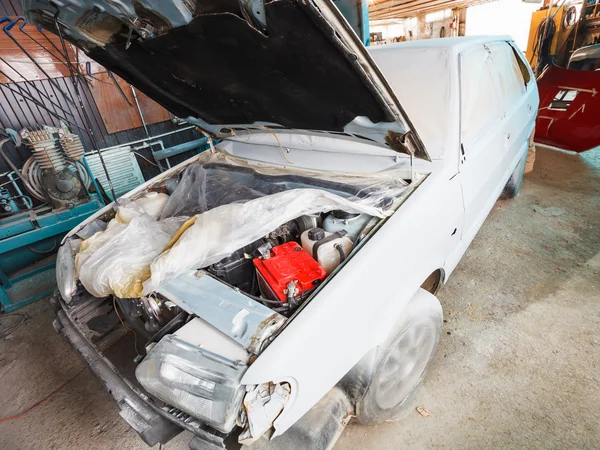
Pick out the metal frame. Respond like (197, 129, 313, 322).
(0, 200, 102, 312)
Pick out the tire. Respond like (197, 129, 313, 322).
(355, 289, 443, 424)
(500, 149, 528, 200)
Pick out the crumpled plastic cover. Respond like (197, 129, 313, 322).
(77, 215, 185, 298)
(143, 188, 388, 294)
(77, 151, 409, 298)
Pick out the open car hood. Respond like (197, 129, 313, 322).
(23, 0, 428, 160)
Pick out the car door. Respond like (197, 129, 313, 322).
(458, 43, 506, 243)
(458, 41, 534, 243)
(488, 41, 536, 182)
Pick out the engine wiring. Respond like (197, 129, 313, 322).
(113, 296, 143, 357)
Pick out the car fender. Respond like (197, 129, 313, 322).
(241, 167, 463, 436)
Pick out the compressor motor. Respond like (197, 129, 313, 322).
(19, 125, 91, 210)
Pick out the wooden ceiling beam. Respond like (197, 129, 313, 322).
(370, 0, 462, 16)
(370, 0, 493, 19)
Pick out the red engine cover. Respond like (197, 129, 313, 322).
(253, 242, 327, 302)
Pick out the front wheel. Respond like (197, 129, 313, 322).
(355, 289, 443, 424)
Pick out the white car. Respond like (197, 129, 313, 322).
(27, 0, 538, 448)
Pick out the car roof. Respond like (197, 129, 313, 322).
(368, 35, 514, 55)
(569, 44, 600, 63)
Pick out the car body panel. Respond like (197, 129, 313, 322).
(242, 166, 464, 435)
(535, 63, 600, 152)
(242, 36, 538, 436)
(45, 34, 538, 444)
(567, 44, 600, 69)
(23, 0, 429, 160)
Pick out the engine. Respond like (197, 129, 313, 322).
(206, 211, 373, 314)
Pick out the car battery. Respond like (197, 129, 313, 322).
(253, 241, 327, 303)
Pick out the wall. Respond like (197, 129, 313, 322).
(370, 9, 459, 44)
(466, 0, 540, 51)
(0, 2, 200, 178)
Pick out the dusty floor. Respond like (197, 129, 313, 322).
(0, 145, 599, 450)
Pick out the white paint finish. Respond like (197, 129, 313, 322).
(219, 138, 439, 178)
(459, 41, 538, 243)
(61, 35, 538, 440)
(369, 43, 457, 159)
(241, 37, 538, 436)
(242, 166, 465, 435)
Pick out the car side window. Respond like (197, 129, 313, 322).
(460, 45, 502, 149)
(488, 42, 528, 110)
(510, 45, 532, 85)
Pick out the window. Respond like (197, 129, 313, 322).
(511, 46, 532, 85)
(549, 90, 579, 110)
(460, 45, 502, 148)
(425, 9, 452, 23)
(487, 42, 527, 108)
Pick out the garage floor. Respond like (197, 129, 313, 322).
(1, 145, 599, 450)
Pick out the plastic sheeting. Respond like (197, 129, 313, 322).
(159, 152, 408, 218)
(76, 215, 186, 298)
(144, 188, 390, 294)
(76, 151, 410, 298)
(370, 46, 452, 157)
(488, 42, 527, 109)
(460, 45, 502, 148)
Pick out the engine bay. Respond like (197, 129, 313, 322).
(56, 149, 417, 438)
(62, 150, 413, 348)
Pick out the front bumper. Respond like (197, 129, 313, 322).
(53, 300, 230, 449)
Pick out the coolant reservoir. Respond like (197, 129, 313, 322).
(322, 210, 372, 242)
(301, 228, 353, 274)
(136, 192, 169, 217)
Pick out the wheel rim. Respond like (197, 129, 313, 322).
(374, 318, 439, 411)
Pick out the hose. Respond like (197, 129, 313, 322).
(20, 157, 92, 202)
(334, 243, 346, 264)
(530, 0, 569, 77)
(0, 138, 43, 201)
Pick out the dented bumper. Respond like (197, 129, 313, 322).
(53, 300, 231, 448)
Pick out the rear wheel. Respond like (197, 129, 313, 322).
(356, 289, 443, 424)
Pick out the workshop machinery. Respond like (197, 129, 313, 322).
(0, 127, 103, 312)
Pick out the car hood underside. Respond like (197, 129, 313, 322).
(23, 0, 429, 159)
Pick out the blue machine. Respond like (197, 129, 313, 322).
(0, 199, 103, 312)
(0, 128, 105, 313)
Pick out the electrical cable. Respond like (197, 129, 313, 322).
(259, 125, 296, 164)
(1, 17, 76, 108)
(0, 56, 74, 115)
(19, 156, 92, 202)
(0, 138, 43, 201)
(0, 369, 84, 424)
(0, 312, 28, 339)
(132, 151, 158, 167)
(113, 297, 142, 357)
(52, 10, 117, 201)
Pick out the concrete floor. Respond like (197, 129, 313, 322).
(1, 145, 599, 450)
